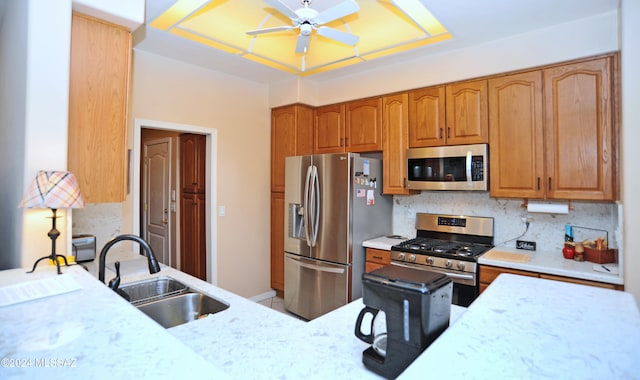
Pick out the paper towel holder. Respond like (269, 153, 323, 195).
(520, 199, 575, 212)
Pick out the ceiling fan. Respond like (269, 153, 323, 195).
(246, 0, 360, 54)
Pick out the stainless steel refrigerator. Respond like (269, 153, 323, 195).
(284, 153, 392, 320)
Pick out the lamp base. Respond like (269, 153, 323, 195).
(26, 208, 70, 275)
(27, 254, 70, 275)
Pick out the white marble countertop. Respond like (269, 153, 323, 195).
(400, 273, 640, 379)
(0, 265, 226, 380)
(479, 245, 624, 285)
(2, 258, 639, 379)
(362, 235, 409, 251)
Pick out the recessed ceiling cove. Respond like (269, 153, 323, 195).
(150, 0, 452, 76)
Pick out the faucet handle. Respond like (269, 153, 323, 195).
(108, 261, 121, 292)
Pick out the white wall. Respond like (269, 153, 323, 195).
(0, 0, 28, 269)
(620, 0, 640, 302)
(0, 0, 72, 269)
(129, 50, 272, 298)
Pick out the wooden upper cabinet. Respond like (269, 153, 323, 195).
(544, 57, 616, 200)
(382, 93, 414, 195)
(180, 133, 206, 193)
(489, 71, 545, 198)
(409, 80, 488, 148)
(409, 86, 446, 147)
(314, 104, 345, 154)
(445, 79, 489, 146)
(67, 13, 132, 203)
(345, 97, 383, 152)
(271, 104, 313, 192)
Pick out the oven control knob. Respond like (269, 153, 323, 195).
(445, 259, 453, 268)
(457, 262, 466, 271)
(408, 254, 416, 263)
(398, 253, 406, 261)
(426, 257, 434, 265)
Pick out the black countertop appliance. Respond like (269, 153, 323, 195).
(355, 265, 452, 379)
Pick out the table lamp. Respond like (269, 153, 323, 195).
(20, 170, 85, 274)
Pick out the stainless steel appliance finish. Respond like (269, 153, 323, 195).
(406, 143, 488, 191)
(71, 234, 96, 262)
(284, 153, 392, 320)
(391, 213, 494, 307)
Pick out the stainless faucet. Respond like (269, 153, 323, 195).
(98, 234, 161, 285)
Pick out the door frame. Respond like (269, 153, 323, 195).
(132, 118, 218, 285)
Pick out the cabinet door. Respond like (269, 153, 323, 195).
(489, 71, 545, 198)
(445, 79, 489, 146)
(270, 192, 285, 291)
(180, 192, 206, 280)
(67, 13, 131, 203)
(271, 106, 298, 192)
(345, 97, 383, 152)
(383, 93, 414, 195)
(180, 134, 206, 193)
(314, 104, 345, 154)
(408, 86, 446, 147)
(544, 57, 615, 200)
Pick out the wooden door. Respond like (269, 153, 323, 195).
(180, 192, 206, 280)
(345, 97, 383, 152)
(382, 93, 413, 195)
(180, 134, 206, 193)
(270, 192, 285, 291)
(445, 79, 489, 146)
(314, 104, 345, 153)
(67, 13, 131, 203)
(408, 86, 446, 147)
(489, 71, 545, 198)
(544, 57, 615, 200)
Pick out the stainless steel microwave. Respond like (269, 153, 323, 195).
(406, 144, 488, 191)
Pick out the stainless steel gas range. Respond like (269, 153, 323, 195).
(390, 213, 494, 307)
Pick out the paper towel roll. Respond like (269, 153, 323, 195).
(526, 201, 569, 214)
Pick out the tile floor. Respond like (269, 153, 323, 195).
(257, 296, 305, 320)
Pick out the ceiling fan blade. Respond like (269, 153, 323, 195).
(316, 26, 359, 46)
(246, 25, 295, 36)
(315, 0, 359, 25)
(264, 0, 299, 20)
(295, 34, 310, 54)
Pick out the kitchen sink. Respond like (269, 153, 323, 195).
(136, 292, 229, 328)
(117, 276, 229, 328)
(119, 277, 189, 305)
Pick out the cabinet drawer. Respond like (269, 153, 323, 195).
(366, 248, 390, 265)
(479, 265, 538, 284)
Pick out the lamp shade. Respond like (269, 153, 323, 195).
(20, 171, 84, 209)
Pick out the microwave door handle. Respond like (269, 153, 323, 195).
(466, 150, 472, 186)
(311, 166, 320, 247)
(303, 165, 313, 247)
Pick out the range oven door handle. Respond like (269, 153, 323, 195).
(390, 261, 475, 282)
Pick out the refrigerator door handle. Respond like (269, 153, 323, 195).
(311, 165, 320, 247)
(303, 165, 313, 247)
(286, 255, 345, 274)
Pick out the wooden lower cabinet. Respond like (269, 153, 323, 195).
(365, 248, 391, 273)
(270, 192, 285, 291)
(180, 192, 206, 280)
(479, 265, 623, 293)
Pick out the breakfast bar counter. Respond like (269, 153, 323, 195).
(1, 263, 639, 379)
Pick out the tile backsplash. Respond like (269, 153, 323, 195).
(392, 192, 620, 253)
